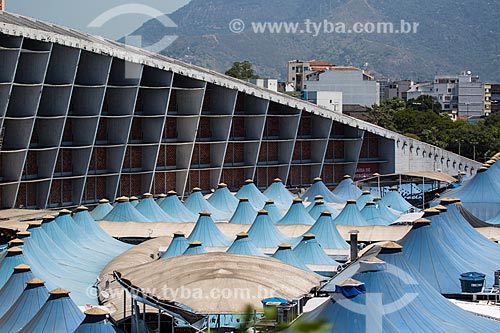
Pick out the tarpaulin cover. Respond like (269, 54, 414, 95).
(160, 193, 198, 222)
(188, 214, 232, 247)
(278, 200, 315, 225)
(334, 283, 366, 298)
(208, 186, 239, 213)
(263, 180, 294, 210)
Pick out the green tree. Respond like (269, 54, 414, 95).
(225, 60, 259, 80)
(407, 95, 442, 114)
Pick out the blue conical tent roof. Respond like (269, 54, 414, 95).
(401, 204, 500, 293)
(235, 179, 268, 209)
(0, 278, 49, 333)
(135, 193, 175, 222)
(305, 211, 349, 250)
(360, 201, 391, 226)
(356, 191, 374, 210)
(229, 198, 258, 224)
(160, 191, 198, 222)
(0, 264, 35, 319)
(102, 197, 151, 222)
(161, 232, 189, 259)
(278, 198, 315, 225)
(293, 234, 340, 266)
(247, 210, 289, 249)
(308, 200, 340, 220)
(262, 200, 284, 223)
(41, 216, 102, 268)
(373, 197, 400, 223)
(332, 200, 370, 226)
(302, 178, 342, 203)
(442, 166, 500, 220)
(332, 175, 362, 202)
(373, 243, 500, 332)
(263, 178, 294, 210)
(207, 183, 239, 213)
(183, 241, 207, 255)
(90, 199, 113, 221)
(380, 187, 416, 213)
(184, 188, 232, 221)
(293, 245, 500, 333)
(129, 196, 140, 207)
(23, 223, 99, 305)
(73, 308, 124, 333)
(0, 248, 25, 289)
(306, 195, 324, 213)
(72, 207, 131, 255)
(155, 194, 167, 206)
(55, 210, 111, 260)
(271, 244, 314, 273)
(19, 288, 84, 333)
(188, 212, 232, 247)
(226, 233, 265, 257)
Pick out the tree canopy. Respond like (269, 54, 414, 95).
(225, 60, 259, 80)
(368, 97, 500, 161)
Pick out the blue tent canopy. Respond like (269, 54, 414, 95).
(102, 197, 151, 222)
(360, 201, 392, 226)
(135, 194, 175, 222)
(380, 187, 416, 213)
(235, 179, 268, 210)
(261, 297, 289, 305)
(188, 212, 232, 247)
(183, 241, 207, 255)
(441, 166, 500, 220)
(73, 308, 124, 333)
(356, 191, 374, 210)
(0, 278, 49, 333)
(226, 233, 265, 257)
(278, 198, 315, 225)
(271, 244, 314, 273)
(263, 178, 294, 210)
(400, 207, 500, 294)
(19, 288, 84, 333)
(0, 264, 34, 318)
(72, 207, 131, 254)
(301, 178, 342, 203)
(373, 197, 400, 223)
(160, 191, 198, 222)
(293, 234, 340, 266)
(374, 244, 500, 332)
(41, 216, 102, 268)
(304, 211, 349, 250)
(334, 279, 366, 298)
(184, 188, 232, 221)
(129, 197, 140, 207)
(55, 210, 112, 260)
(262, 200, 284, 223)
(247, 210, 289, 249)
(332, 200, 370, 226)
(0, 248, 25, 289)
(331, 175, 362, 202)
(229, 198, 258, 224)
(307, 200, 340, 221)
(90, 199, 113, 221)
(156, 194, 167, 206)
(162, 232, 190, 259)
(23, 225, 99, 305)
(208, 183, 239, 213)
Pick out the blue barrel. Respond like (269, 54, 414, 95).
(460, 272, 486, 293)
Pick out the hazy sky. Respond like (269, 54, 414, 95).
(6, 0, 191, 39)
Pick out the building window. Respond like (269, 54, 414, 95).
(448, 88, 452, 93)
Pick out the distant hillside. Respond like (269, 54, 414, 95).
(132, 0, 500, 81)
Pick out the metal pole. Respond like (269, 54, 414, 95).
(158, 309, 161, 333)
(422, 176, 425, 208)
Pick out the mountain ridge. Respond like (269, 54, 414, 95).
(131, 0, 500, 81)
